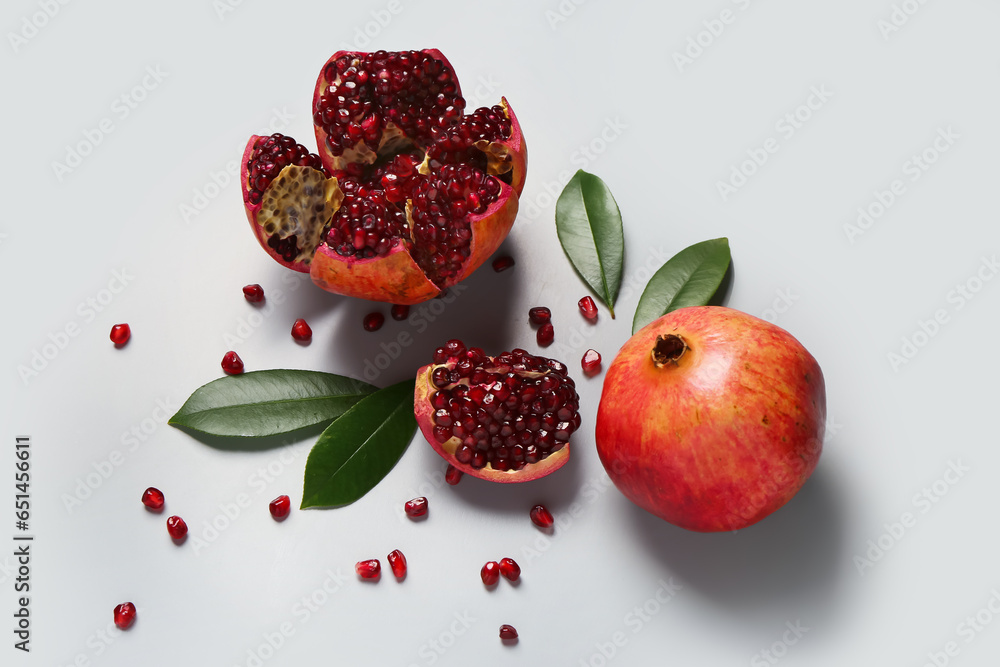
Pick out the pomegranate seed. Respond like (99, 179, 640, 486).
(110, 323, 130, 346)
(499, 624, 518, 641)
(499, 557, 521, 582)
(166, 516, 188, 540)
(530, 504, 554, 528)
(363, 312, 385, 332)
(242, 284, 265, 303)
(221, 351, 244, 375)
(356, 559, 381, 580)
(528, 307, 551, 326)
(113, 602, 137, 630)
(492, 255, 515, 272)
(536, 322, 554, 347)
(387, 549, 407, 579)
(404, 497, 428, 518)
(481, 561, 500, 586)
(291, 318, 312, 343)
(578, 296, 598, 321)
(582, 349, 602, 375)
(445, 464, 463, 486)
(391, 304, 410, 321)
(269, 495, 291, 521)
(140, 487, 164, 512)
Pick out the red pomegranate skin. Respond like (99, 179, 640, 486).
(595, 307, 825, 532)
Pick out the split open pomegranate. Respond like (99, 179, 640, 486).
(414, 340, 579, 483)
(241, 49, 526, 304)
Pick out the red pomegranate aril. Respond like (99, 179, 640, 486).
(391, 304, 410, 321)
(113, 602, 137, 630)
(291, 319, 312, 343)
(356, 559, 381, 580)
(404, 497, 428, 518)
(364, 312, 385, 332)
(222, 351, 244, 375)
(141, 487, 164, 512)
(387, 549, 407, 579)
(499, 624, 518, 641)
(528, 307, 551, 326)
(243, 284, 265, 303)
(445, 464, 463, 485)
(530, 504, 554, 528)
(166, 516, 188, 540)
(269, 495, 291, 521)
(582, 349, 602, 375)
(578, 296, 598, 321)
(536, 322, 554, 347)
(481, 561, 500, 586)
(110, 323, 131, 346)
(492, 255, 515, 272)
(499, 557, 520, 582)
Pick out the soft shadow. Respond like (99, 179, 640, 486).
(626, 464, 846, 625)
(330, 245, 524, 389)
(172, 421, 330, 452)
(448, 440, 585, 517)
(707, 259, 735, 308)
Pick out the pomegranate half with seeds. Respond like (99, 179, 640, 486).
(241, 49, 526, 305)
(414, 340, 579, 483)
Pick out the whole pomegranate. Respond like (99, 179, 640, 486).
(241, 49, 526, 304)
(414, 340, 580, 483)
(595, 307, 825, 532)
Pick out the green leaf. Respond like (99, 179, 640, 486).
(632, 238, 732, 334)
(300, 379, 417, 509)
(555, 170, 625, 318)
(169, 370, 377, 438)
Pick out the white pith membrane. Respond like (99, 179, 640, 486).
(255, 165, 343, 265)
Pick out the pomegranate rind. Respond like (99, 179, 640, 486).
(310, 242, 441, 305)
(241, 135, 342, 274)
(595, 306, 826, 532)
(413, 363, 571, 484)
(497, 97, 527, 198)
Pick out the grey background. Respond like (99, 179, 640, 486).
(3, 0, 999, 665)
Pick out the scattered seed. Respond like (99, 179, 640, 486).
(243, 284, 265, 303)
(166, 516, 188, 540)
(391, 304, 410, 321)
(499, 624, 518, 641)
(141, 487, 164, 512)
(113, 602, 137, 630)
(481, 561, 500, 586)
(291, 318, 312, 343)
(536, 322, 554, 347)
(387, 550, 407, 579)
(364, 312, 385, 332)
(578, 296, 598, 321)
(269, 495, 291, 521)
(492, 255, 515, 272)
(356, 559, 381, 580)
(445, 465, 463, 486)
(582, 349, 602, 375)
(499, 557, 521, 582)
(221, 351, 244, 375)
(110, 323, 131, 346)
(404, 497, 428, 518)
(528, 307, 551, 326)
(530, 504, 554, 529)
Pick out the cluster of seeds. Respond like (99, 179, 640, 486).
(427, 104, 514, 172)
(427, 340, 580, 472)
(324, 189, 408, 259)
(410, 165, 503, 284)
(314, 50, 464, 156)
(246, 134, 325, 206)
